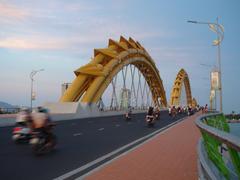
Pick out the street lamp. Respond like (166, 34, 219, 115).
(188, 18, 224, 112)
(200, 63, 217, 110)
(30, 69, 44, 111)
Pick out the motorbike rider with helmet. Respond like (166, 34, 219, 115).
(30, 107, 54, 146)
(13, 108, 32, 142)
(145, 106, 155, 127)
(16, 108, 31, 126)
(125, 106, 132, 121)
(153, 106, 160, 120)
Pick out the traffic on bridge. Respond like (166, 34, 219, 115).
(1, 1, 239, 180)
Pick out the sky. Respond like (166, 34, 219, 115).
(0, 0, 239, 113)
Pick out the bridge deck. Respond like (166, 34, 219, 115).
(85, 112, 201, 180)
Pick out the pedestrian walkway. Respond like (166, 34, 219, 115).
(85, 112, 201, 180)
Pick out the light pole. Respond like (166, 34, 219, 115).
(200, 64, 217, 110)
(188, 18, 224, 112)
(30, 69, 44, 111)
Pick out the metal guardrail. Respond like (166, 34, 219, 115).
(196, 113, 240, 151)
(196, 113, 240, 179)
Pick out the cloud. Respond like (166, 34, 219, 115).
(0, 3, 29, 21)
(0, 1, 172, 56)
(0, 33, 108, 51)
(0, 22, 168, 52)
(64, 2, 101, 12)
(0, 37, 67, 50)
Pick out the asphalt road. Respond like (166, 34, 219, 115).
(0, 111, 187, 180)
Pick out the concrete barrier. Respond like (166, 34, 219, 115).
(0, 102, 166, 126)
(44, 102, 151, 121)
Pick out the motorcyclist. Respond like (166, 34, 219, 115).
(171, 106, 177, 117)
(154, 106, 160, 120)
(146, 106, 155, 125)
(147, 106, 154, 116)
(204, 104, 208, 113)
(13, 108, 32, 142)
(187, 106, 192, 116)
(168, 106, 172, 116)
(16, 108, 31, 126)
(125, 106, 132, 120)
(31, 107, 53, 145)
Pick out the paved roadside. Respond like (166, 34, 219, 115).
(84, 112, 201, 180)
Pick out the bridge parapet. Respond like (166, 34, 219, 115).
(44, 102, 161, 121)
(196, 113, 240, 179)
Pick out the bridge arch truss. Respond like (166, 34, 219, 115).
(60, 36, 167, 109)
(170, 69, 193, 107)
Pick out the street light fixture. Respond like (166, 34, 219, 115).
(188, 18, 224, 112)
(30, 69, 44, 111)
(200, 64, 217, 111)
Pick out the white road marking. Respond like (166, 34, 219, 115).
(98, 128, 104, 131)
(73, 133, 83, 136)
(54, 117, 186, 180)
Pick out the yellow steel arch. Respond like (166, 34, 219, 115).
(192, 97, 198, 108)
(170, 69, 192, 106)
(60, 36, 167, 107)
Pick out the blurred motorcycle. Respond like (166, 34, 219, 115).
(12, 126, 32, 143)
(154, 111, 160, 120)
(145, 115, 155, 127)
(125, 112, 131, 121)
(30, 123, 57, 155)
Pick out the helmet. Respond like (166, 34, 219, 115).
(37, 106, 48, 113)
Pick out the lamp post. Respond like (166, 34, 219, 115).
(188, 18, 224, 112)
(200, 64, 217, 111)
(30, 69, 44, 111)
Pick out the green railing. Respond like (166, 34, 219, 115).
(196, 113, 240, 179)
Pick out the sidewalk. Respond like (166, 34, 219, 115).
(85, 112, 201, 180)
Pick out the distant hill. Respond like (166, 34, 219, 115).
(0, 101, 20, 113)
(0, 101, 16, 108)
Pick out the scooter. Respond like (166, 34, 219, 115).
(154, 111, 160, 120)
(30, 124, 57, 155)
(125, 112, 131, 121)
(146, 115, 155, 127)
(12, 125, 32, 143)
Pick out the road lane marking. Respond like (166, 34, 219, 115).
(54, 116, 186, 180)
(73, 133, 83, 136)
(98, 128, 104, 131)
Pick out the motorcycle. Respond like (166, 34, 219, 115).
(30, 124, 57, 155)
(187, 108, 193, 116)
(12, 125, 32, 143)
(146, 115, 155, 127)
(125, 112, 131, 121)
(154, 111, 160, 120)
